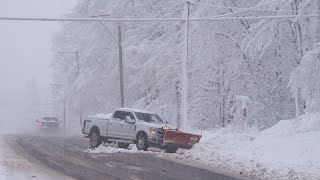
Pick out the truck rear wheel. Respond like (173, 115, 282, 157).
(118, 142, 129, 149)
(90, 130, 102, 148)
(136, 133, 149, 151)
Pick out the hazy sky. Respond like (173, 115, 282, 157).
(0, 0, 77, 132)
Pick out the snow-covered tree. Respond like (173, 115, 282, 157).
(241, 0, 320, 128)
(290, 44, 320, 113)
(50, 0, 319, 131)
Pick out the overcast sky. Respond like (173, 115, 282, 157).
(0, 0, 77, 132)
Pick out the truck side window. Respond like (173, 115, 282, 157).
(126, 112, 135, 120)
(113, 111, 127, 120)
(113, 111, 121, 119)
(113, 111, 134, 120)
(119, 111, 126, 120)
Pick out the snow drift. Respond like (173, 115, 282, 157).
(172, 113, 320, 180)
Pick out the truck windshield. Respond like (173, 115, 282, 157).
(135, 112, 164, 124)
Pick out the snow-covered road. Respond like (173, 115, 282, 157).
(5, 135, 241, 180)
(0, 136, 73, 180)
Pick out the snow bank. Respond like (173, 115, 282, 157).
(169, 113, 320, 180)
(85, 144, 163, 154)
(245, 112, 320, 171)
(85, 145, 139, 154)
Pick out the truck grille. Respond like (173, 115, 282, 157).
(157, 128, 165, 139)
(157, 128, 165, 134)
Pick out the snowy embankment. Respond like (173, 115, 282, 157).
(84, 113, 320, 180)
(170, 113, 320, 180)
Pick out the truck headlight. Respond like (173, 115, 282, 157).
(178, 128, 183, 132)
(163, 126, 169, 130)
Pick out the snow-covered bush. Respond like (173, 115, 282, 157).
(289, 44, 320, 113)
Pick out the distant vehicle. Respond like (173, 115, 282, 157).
(82, 108, 202, 153)
(36, 117, 61, 129)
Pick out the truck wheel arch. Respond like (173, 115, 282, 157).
(89, 126, 100, 136)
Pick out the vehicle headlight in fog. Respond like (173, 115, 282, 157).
(178, 128, 183, 132)
(163, 126, 169, 130)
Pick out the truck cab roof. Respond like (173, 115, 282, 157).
(115, 108, 153, 114)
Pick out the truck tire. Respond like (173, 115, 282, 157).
(90, 130, 102, 148)
(118, 142, 130, 149)
(164, 146, 178, 153)
(136, 132, 149, 151)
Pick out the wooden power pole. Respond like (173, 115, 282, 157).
(181, 1, 189, 129)
(118, 25, 124, 108)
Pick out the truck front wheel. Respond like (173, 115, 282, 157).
(90, 130, 102, 148)
(136, 132, 149, 151)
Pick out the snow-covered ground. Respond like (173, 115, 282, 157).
(85, 143, 163, 155)
(0, 136, 73, 180)
(0, 151, 6, 180)
(171, 113, 320, 180)
(86, 113, 320, 180)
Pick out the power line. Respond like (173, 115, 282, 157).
(99, 21, 121, 46)
(1, 14, 320, 22)
(189, 2, 320, 13)
(205, 0, 280, 18)
(91, 15, 121, 46)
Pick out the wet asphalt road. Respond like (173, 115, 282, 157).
(6, 135, 242, 180)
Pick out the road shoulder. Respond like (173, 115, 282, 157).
(0, 135, 74, 180)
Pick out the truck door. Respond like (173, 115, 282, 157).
(99, 118, 109, 137)
(108, 111, 126, 138)
(122, 112, 136, 139)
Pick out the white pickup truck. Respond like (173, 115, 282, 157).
(82, 108, 202, 153)
(82, 108, 180, 152)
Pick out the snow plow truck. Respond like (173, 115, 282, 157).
(82, 108, 201, 153)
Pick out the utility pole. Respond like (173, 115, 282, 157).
(63, 98, 66, 135)
(118, 25, 124, 108)
(75, 51, 80, 75)
(92, 14, 125, 108)
(181, 1, 189, 129)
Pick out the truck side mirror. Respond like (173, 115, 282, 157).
(125, 116, 135, 124)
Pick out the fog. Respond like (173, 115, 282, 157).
(0, 0, 77, 134)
